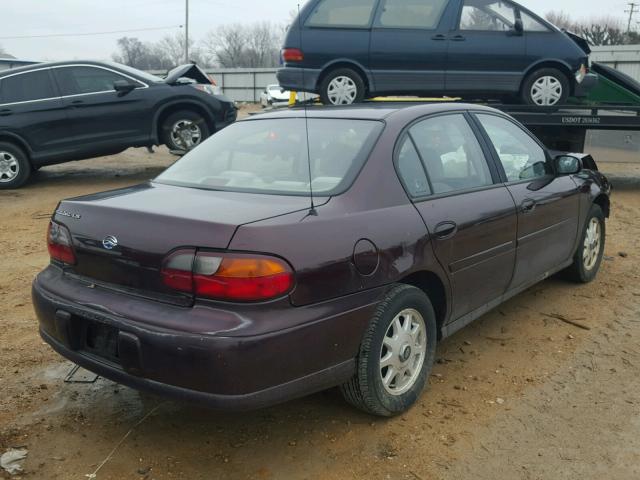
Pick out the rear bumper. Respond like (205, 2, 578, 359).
(276, 67, 321, 93)
(574, 72, 599, 97)
(32, 267, 381, 410)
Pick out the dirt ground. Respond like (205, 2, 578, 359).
(0, 123, 639, 479)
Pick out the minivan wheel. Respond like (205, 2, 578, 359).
(0, 142, 31, 189)
(319, 68, 366, 105)
(521, 68, 570, 107)
(340, 284, 437, 416)
(565, 204, 605, 283)
(162, 110, 211, 151)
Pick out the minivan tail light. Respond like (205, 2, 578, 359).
(161, 251, 294, 302)
(282, 48, 304, 63)
(47, 221, 76, 265)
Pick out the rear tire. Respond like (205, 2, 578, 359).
(319, 68, 366, 106)
(521, 68, 570, 107)
(340, 284, 437, 416)
(0, 142, 31, 189)
(565, 204, 605, 283)
(161, 110, 211, 151)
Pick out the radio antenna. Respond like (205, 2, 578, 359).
(298, 3, 317, 216)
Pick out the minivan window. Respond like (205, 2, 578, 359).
(306, 0, 377, 28)
(54, 66, 141, 96)
(460, 0, 516, 31)
(0, 70, 56, 104)
(396, 137, 431, 197)
(409, 114, 493, 194)
(155, 118, 383, 196)
(476, 114, 549, 182)
(521, 12, 550, 32)
(377, 0, 448, 29)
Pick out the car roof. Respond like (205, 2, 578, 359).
(0, 60, 136, 78)
(245, 102, 503, 121)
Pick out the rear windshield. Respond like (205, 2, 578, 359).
(154, 118, 383, 196)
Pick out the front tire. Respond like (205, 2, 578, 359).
(0, 142, 31, 189)
(565, 204, 605, 283)
(319, 68, 366, 106)
(162, 110, 211, 151)
(340, 284, 437, 416)
(521, 68, 570, 107)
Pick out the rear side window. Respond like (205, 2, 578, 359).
(0, 70, 56, 104)
(409, 114, 493, 195)
(396, 137, 431, 197)
(54, 66, 140, 96)
(460, 0, 516, 31)
(476, 114, 549, 182)
(521, 12, 550, 32)
(377, 0, 448, 29)
(306, 0, 377, 28)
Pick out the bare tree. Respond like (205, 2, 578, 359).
(112, 37, 151, 69)
(202, 22, 284, 68)
(545, 11, 575, 31)
(202, 24, 246, 68)
(545, 11, 635, 46)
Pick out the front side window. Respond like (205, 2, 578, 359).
(521, 12, 550, 32)
(155, 118, 383, 196)
(0, 70, 56, 104)
(377, 0, 448, 29)
(476, 114, 549, 182)
(54, 66, 140, 96)
(306, 0, 377, 28)
(396, 137, 431, 197)
(460, 0, 516, 31)
(409, 114, 493, 194)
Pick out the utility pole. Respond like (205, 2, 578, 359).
(184, 0, 190, 63)
(626, 2, 639, 33)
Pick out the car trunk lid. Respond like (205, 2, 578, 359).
(54, 182, 315, 305)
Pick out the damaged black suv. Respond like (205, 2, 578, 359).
(0, 61, 237, 188)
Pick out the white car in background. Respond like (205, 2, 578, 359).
(260, 84, 294, 108)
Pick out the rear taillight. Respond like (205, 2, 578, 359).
(47, 221, 76, 265)
(282, 48, 304, 63)
(161, 250, 294, 302)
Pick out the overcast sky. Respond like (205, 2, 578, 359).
(0, 0, 633, 62)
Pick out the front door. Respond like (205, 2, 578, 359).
(51, 65, 152, 149)
(446, 0, 526, 96)
(405, 113, 517, 320)
(369, 0, 453, 94)
(474, 113, 581, 288)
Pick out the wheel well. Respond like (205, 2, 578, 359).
(594, 194, 610, 218)
(521, 62, 574, 95)
(0, 135, 31, 161)
(317, 62, 370, 94)
(155, 104, 214, 144)
(399, 271, 447, 339)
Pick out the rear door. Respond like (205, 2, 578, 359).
(446, 0, 526, 95)
(0, 68, 71, 158)
(473, 113, 581, 288)
(369, 0, 452, 94)
(401, 113, 517, 320)
(51, 65, 152, 149)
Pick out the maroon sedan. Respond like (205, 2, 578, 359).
(33, 103, 610, 416)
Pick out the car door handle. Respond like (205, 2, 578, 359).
(450, 35, 466, 41)
(434, 221, 458, 240)
(521, 199, 537, 214)
(431, 34, 447, 41)
(0, 108, 12, 116)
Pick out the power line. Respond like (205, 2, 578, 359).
(625, 2, 639, 33)
(0, 25, 183, 40)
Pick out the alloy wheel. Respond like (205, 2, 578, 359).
(530, 76, 563, 106)
(0, 151, 19, 183)
(379, 308, 427, 396)
(170, 120, 202, 150)
(583, 218, 601, 271)
(327, 76, 358, 105)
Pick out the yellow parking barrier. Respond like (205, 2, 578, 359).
(289, 91, 297, 106)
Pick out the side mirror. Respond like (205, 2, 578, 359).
(114, 80, 137, 94)
(509, 19, 524, 36)
(554, 155, 582, 175)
